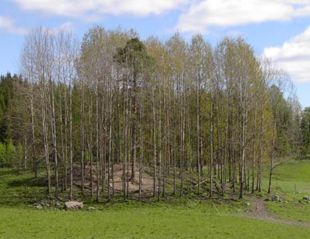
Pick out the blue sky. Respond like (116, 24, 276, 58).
(1, 0, 310, 107)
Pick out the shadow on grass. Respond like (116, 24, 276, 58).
(7, 176, 47, 188)
(0, 168, 19, 177)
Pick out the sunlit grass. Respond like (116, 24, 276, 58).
(265, 159, 310, 222)
(0, 161, 309, 238)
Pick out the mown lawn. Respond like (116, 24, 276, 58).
(0, 203, 309, 239)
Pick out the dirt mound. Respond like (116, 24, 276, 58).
(112, 165, 153, 192)
(71, 163, 155, 193)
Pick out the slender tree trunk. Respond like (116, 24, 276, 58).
(158, 87, 162, 200)
(152, 88, 157, 197)
(69, 84, 73, 200)
(268, 124, 276, 194)
(59, 86, 65, 191)
(209, 100, 214, 198)
(30, 92, 37, 178)
(42, 87, 51, 195)
(50, 80, 59, 196)
(64, 86, 68, 191)
(80, 80, 85, 195)
(196, 73, 201, 194)
(139, 91, 144, 200)
(239, 113, 246, 199)
(108, 119, 112, 201)
(95, 80, 100, 202)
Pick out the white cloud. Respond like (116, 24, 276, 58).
(264, 26, 310, 83)
(50, 22, 74, 34)
(13, 0, 185, 18)
(177, 0, 310, 33)
(0, 16, 27, 35)
(0, 16, 73, 36)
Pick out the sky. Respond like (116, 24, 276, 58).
(1, 0, 310, 107)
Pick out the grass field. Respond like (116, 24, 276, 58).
(0, 204, 309, 239)
(0, 160, 309, 239)
(264, 160, 310, 223)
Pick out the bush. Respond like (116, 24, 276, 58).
(0, 141, 23, 167)
(0, 143, 6, 166)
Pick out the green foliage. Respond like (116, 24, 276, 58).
(0, 143, 6, 166)
(0, 73, 14, 142)
(301, 107, 310, 155)
(0, 141, 23, 167)
(6, 141, 16, 160)
(269, 85, 301, 156)
(114, 37, 153, 78)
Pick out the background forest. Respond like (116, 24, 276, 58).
(0, 26, 309, 202)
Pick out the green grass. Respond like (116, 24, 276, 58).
(267, 201, 310, 223)
(0, 203, 309, 239)
(0, 168, 47, 206)
(265, 159, 310, 222)
(271, 160, 310, 194)
(0, 161, 310, 238)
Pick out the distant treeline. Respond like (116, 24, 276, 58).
(0, 26, 309, 201)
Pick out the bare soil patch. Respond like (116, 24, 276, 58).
(245, 198, 310, 227)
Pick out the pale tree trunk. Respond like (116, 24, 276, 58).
(42, 86, 51, 195)
(158, 84, 162, 200)
(23, 135, 28, 170)
(88, 96, 94, 198)
(80, 80, 85, 195)
(239, 87, 247, 199)
(268, 123, 276, 194)
(152, 88, 157, 197)
(30, 91, 37, 178)
(95, 79, 100, 202)
(64, 87, 68, 191)
(209, 99, 214, 198)
(251, 106, 257, 194)
(50, 79, 59, 196)
(196, 72, 201, 194)
(256, 107, 264, 192)
(239, 110, 246, 199)
(180, 75, 185, 197)
(138, 84, 144, 200)
(69, 84, 73, 200)
(58, 90, 65, 191)
(107, 86, 113, 201)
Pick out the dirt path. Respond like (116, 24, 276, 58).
(245, 198, 310, 227)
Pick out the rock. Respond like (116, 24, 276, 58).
(303, 196, 310, 201)
(55, 201, 63, 209)
(64, 201, 84, 210)
(272, 195, 280, 202)
(35, 204, 43, 209)
(39, 200, 49, 207)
